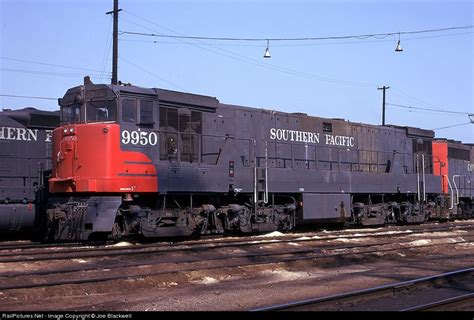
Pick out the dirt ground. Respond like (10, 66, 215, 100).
(0, 224, 472, 311)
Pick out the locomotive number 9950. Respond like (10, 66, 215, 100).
(121, 129, 158, 146)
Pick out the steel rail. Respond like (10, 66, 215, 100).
(401, 292, 474, 311)
(250, 268, 474, 311)
(0, 222, 471, 262)
(0, 238, 471, 292)
(2, 234, 471, 279)
(0, 220, 470, 253)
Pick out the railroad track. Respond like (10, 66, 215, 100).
(251, 268, 474, 311)
(0, 240, 107, 251)
(0, 232, 471, 292)
(401, 293, 474, 311)
(0, 221, 471, 263)
(0, 220, 471, 253)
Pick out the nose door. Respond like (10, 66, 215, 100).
(56, 137, 76, 179)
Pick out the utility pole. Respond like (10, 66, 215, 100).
(106, 0, 121, 85)
(377, 86, 390, 126)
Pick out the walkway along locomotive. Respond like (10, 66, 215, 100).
(0, 108, 59, 235)
(46, 78, 474, 241)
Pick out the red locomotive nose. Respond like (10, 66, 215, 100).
(49, 124, 157, 193)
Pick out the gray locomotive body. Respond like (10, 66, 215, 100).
(0, 108, 58, 234)
(46, 82, 473, 241)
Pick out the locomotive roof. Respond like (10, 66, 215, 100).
(64, 79, 441, 141)
(62, 82, 219, 112)
(1, 107, 59, 129)
(220, 102, 437, 138)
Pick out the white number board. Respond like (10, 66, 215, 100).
(121, 129, 158, 146)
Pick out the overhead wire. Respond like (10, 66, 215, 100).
(99, 16, 114, 81)
(0, 67, 105, 78)
(386, 103, 472, 115)
(390, 89, 456, 112)
(120, 25, 474, 42)
(385, 107, 468, 117)
(431, 122, 472, 130)
(0, 57, 108, 74)
(119, 31, 474, 47)
(0, 94, 58, 100)
(121, 11, 376, 88)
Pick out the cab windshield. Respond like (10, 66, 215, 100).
(86, 100, 117, 123)
(61, 103, 81, 124)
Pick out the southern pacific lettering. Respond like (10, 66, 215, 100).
(0, 126, 52, 142)
(269, 128, 355, 148)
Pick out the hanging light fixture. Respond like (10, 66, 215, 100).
(263, 40, 271, 58)
(395, 33, 403, 52)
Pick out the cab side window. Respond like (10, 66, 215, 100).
(159, 107, 202, 162)
(160, 107, 178, 161)
(139, 100, 154, 125)
(122, 99, 136, 123)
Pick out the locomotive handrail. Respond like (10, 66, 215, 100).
(452, 175, 460, 205)
(422, 154, 426, 202)
(443, 175, 454, 210)
(253, 140, 258, 210)
(416, 154, 421, 203)
(264, 141, 269, 204)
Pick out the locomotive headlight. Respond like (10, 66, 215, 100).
(63, 127, 75, 135)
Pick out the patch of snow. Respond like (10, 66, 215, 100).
(261, 269, 310, 281)
(163, 282, 178, 287)
(249, 239, 279, 244)
(287, 242, 299, 246)
(380, 230, 412, 235)
(193, 277, 219, 284)
(295, 236, 311, 240)
(72, 259, 88, 263)
(334, 237, 365, 242)
(257, 231, 285, 238)
(412, 231, 464, 238)
(107, 241, 134, 247)
(407, 239, 431, 246)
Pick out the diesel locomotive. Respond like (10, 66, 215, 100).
(44, 78, 473, 241)
(0, 107, 59, 235)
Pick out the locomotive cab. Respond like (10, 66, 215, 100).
(51, 81, 160, 194)
(58, 83, 155, 126)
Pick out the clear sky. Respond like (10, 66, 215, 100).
(1, 0, 473, 143)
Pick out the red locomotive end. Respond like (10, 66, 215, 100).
(432, 140, 449, 194)
(50, 123, 157, 193)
